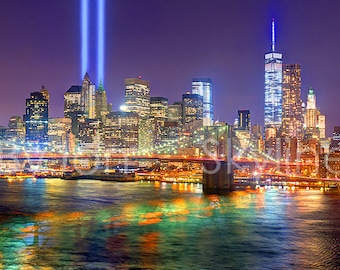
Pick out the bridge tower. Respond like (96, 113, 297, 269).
(202, 125, 234, 193)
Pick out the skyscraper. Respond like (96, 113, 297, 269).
(306, 88, 317, 129)
(237, 110, 251, 130)
(192, 78, 213, 126)
(64, 85, 83, 135)
(124, 77, 150, 118)
(264, 19, 283, 130)
(182, 93, 203, 124)
(282, 64, 303, 139)
(95, 82, 109, 121)
(81, 73, 96, 119)
(6, 116, 25, 142)
(24, 89, 49, 150)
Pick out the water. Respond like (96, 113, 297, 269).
(0, 178, 339, 269)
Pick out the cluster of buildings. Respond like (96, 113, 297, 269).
(0, 75, 230, 158)
(0, 19, 339, 178)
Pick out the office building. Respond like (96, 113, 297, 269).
(77, 118, 103, 153)
(282, 64, 303, 139)
(168, 102, 183, 126)
(5, 116, 25, 142)
(24, 89, 49, 150)
(192, 78, 213, 126)
(150, 97, 168, 148)
(95, 82, 109, 121)
(305, 88, 319, 137)
(64, 85, 83, 135)
(48, 118, 74, 153)
(264, 19, 283, 130)
(104, 111, 138, 154)
(81, 73, 96, 119)
(237, 110, 251, 130)
(124, 77, 150, 118)
(182, 93, 203, 125)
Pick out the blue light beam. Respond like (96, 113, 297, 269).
(97, 0, 105, 85)
(81, 0, 89, 78)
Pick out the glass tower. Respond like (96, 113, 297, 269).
(192, 78, 213, 126)
(264, 19, 282, 130)
(24, 89, 49, 150)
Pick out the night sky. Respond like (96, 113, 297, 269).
(1, 0, 339, 135)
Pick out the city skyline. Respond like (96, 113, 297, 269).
(1, 0, 340, 135)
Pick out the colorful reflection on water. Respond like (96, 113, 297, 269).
(0, 178, 339, 269)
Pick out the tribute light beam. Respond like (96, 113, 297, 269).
(97, 0, 105, 85)
(81, 0, 89, 78)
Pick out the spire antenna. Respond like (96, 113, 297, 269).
(271, 18, 276, 52)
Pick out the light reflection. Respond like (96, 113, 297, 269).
(0, 180, 339, 269)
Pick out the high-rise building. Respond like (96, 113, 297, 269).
(192, 78, 213, 126)
(124, 77, 150, 118)
(95, 82, 109, 122)
(264, 19, 283, 130)
(317, 114, 326, 139)
(150, 97, 168, 120)
(5, 116, 25, 142)
(104, 111, 139, 154)
(77, 118, 103, 153)
(168, 102, 183, 125)
(182, 93, 203, 125)
(48, 118, 74, 153)
(282, 64, 303, 139)
(64, 85, 83, 135)
(237, 110, 251, 130)
(24, 89, 49, 150)
(150, 97, 169, 148)
(306, 88, 317, 129)
(81, 73, 96, 119)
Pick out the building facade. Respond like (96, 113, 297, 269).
(182, 93, 203, 125)
(95, 82, 109, 122)
(124, 77, 150, 118)
(64, 85, 83, 135)
(192, 78, 213, 126)
(264, 19, 283, 130)
(81, 73, 96, 119)
(24, 89, 49, 150)
(282, 64, 303, 139)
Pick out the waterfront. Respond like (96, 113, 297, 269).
(0, 178, 339, 269)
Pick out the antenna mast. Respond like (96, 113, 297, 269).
(271, 18, 276, 52)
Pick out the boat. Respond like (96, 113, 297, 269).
(62, 169, 136, 182)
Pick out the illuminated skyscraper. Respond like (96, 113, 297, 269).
(150, 97, 168, 148)
(237, 110, 251, 130)
(282, 64, 303, 139)
(64, 85, 83, 135)
(81, 73, 96, 119)
(48, 118, 74, 153)
(182, 93, 203, 124)
(6, 116, 25, 142)
(124, 77, 150, 118)
(192, 78, 213, 126)
(95, 82, 109, 121)
(168, 102, 183, 125)
(306, 88, 317, 129)
(24, 90, 49, 150)
(264, 19, 282, 130)
(104, 111, 139, 154)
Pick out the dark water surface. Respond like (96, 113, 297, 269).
(0, 178, 339, 269)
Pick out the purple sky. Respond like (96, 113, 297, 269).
(1, 0, 339, 135)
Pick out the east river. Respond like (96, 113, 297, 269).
(0, 178, 339, 269)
